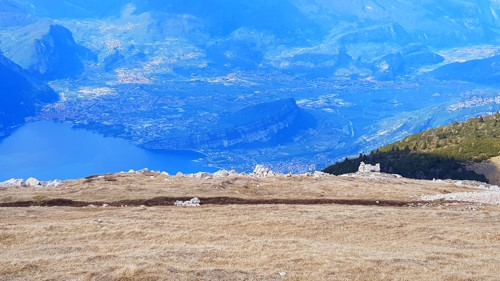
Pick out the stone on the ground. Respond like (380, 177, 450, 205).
(0, 178, 26, 187)
(213, 169, 230, 178)
(358, 162, 381, 173)
(175, 197, 201, 207)
(193, 172, 212, 179)
(26, 177, 41, 187)
(46, 180, 62, 187)
(313, 171, 330, 178)
(252, 165, 276, 177)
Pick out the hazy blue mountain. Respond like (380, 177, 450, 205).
(144, 99, 316, 150)
(0, 0, 34, 26)
(30, 24, 97, 79)
(0, 52, 58, 134)
(432, 55, 500, 84)
(12, 0, 129, 19)
(298, 0, 500, 47)
(0, 23, 96, 79)
(1, 0, 500, 175)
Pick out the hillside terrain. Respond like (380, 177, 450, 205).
(0, 170, 499, 280)
(324, 113, 500, 182)
(0, 52, 58, 135)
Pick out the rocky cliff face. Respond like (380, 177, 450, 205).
(431, 55, 500, 85)
(0, 23, 96, 80)
(30, 24, 96, 79)
(145, 98, 316, 150)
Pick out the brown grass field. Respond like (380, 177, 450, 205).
(1, 172, 499, 280)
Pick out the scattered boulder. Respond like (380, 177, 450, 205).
(45, 179, 62, 187)
(26, 177, 41, 187)
(358, 162, 381, 173)
(193, 172, 212, 179)
(313, 171, 330, 178)
(252, 165, 276, 177)
(0, 178, 26, 187)
(175, 197, 201, 207)
(213, 169, 230, 178)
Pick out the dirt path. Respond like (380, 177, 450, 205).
(0, 196, 435, 208)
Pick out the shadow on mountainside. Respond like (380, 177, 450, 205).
(323, 149, 488, 183)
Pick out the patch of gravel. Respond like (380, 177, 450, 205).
(421, 191, 500, 205)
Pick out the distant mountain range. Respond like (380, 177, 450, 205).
(1, 0, 500, 172)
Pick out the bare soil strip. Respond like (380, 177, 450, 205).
(0, 196, 438, 208)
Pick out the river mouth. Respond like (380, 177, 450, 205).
(0, 121, 215, 181)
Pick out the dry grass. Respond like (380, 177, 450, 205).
(0, 172, 476, 204)
(0, 173, 499, 280)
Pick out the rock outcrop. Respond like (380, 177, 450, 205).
(144, 98, 316, 150)
(0, 178, 62, 187)
(0, 23, 96, 80)
(0, 52, 58, 133)
(175, 197, 201, 207)
(25, 177, 41, 187)
(252, 165, 276, 177)
(0, 178, 25, 187)
(358, 162, 381, 173)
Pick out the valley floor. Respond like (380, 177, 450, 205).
(1, 172, 499, 280)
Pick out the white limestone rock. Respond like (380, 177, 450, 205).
(0, 178, 26, 187)
(213, 169, 230, 178)
(358, 162, 381, 173)
(175, 197, 201, 207)
(26, 177, 41, 187)
(45, 179, 62, 188)
(193, 172, 212, 179)
(313, 171, 330, 178)
(252, 165, 276, 177)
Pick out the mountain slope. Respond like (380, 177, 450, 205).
(144, 98, 316, 150)
(324, 113, 500, 182)
(0, 52, 58, 134)
(0, 0, 34, 26)
(0, 23, 96, 79)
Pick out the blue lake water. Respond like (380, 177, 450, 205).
(0, 121, 216, 181)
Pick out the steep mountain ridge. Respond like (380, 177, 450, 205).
(0, 23, 96, 79)
(324, 113, 500, 182)
(0, 52, 58, 134)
